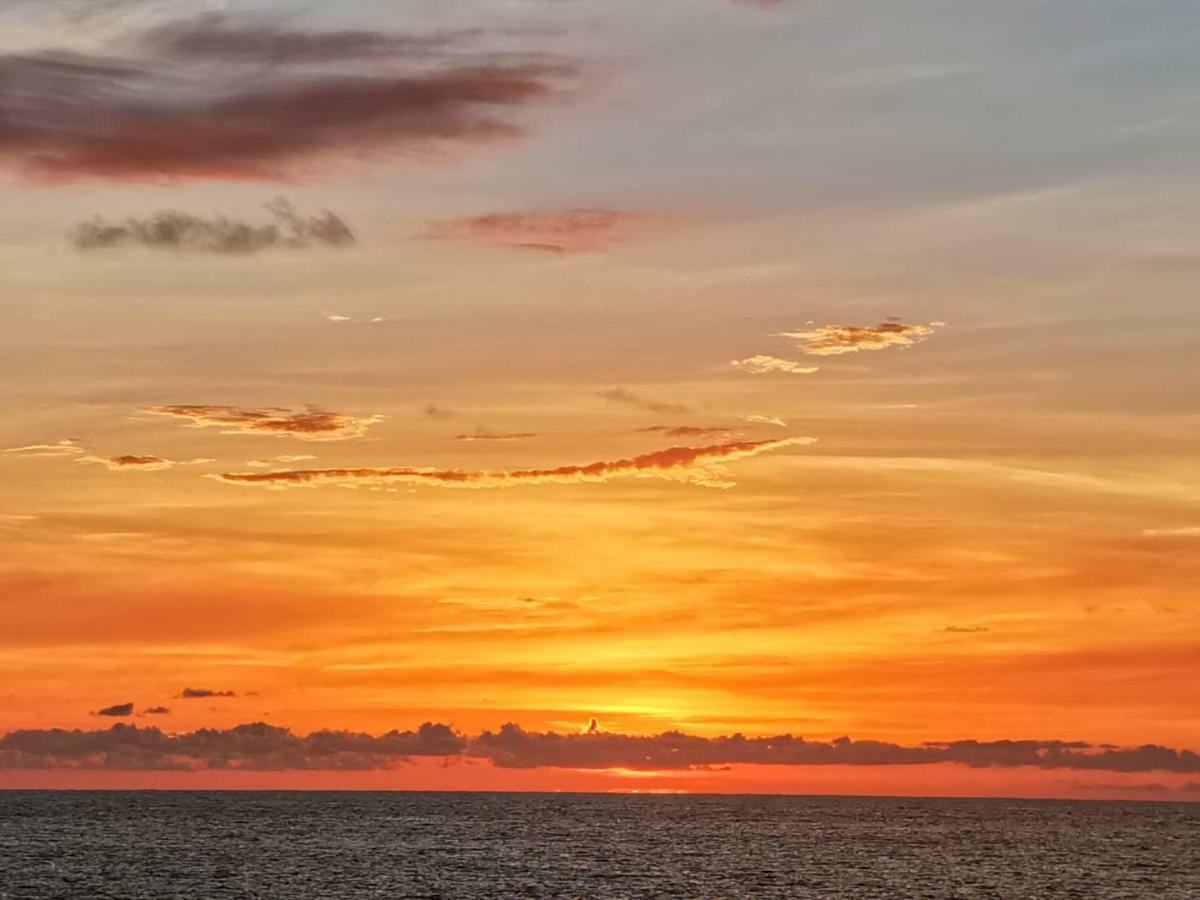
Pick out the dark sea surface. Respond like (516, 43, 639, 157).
(0, 792, 1197, 899)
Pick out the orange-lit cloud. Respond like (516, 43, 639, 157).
(731, 355, 820, 375)
(3, 440, 85, 458)
(145, 405, 382, 441)
(76, 454, 212, 472)
(778, 319, 941, 356)
(214, 438, 811, 491)
(455, 428, 538, 442)
(637, 425, 734, 439)
(428, 209, 644, 254)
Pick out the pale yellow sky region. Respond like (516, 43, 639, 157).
(0, 0, 1198, 798)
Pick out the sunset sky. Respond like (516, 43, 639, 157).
(1, 0, 1198, 800)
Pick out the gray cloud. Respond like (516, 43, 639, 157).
(2, 722, 1197, 774)
(94, 703, 134, 718)
(178, 688, 236, 699)
(72, 199, 354, 254)
(597, 388, 693, 415)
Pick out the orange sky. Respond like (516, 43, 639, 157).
(1, 0, 1198, 801)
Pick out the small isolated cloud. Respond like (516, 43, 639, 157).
(145, 405, 381, 442)
(215, 438, 812, 492)
(142, 707, 170, 716)
(246, 454, 318, 469)
(77, 455, 211, 472)
(597, 388, 693, 415)
(428, 209, 644, 254)
(95, 703, 134, 718)
(3, 722, 1197, 774)
(944, 625, 991, 634)
(423, 404, 458, 419)
(731, 355, 819, 375)
(3, 439, 85, 458)
(778, 319, 941, 356)
(455, 428, 538, 442)
(741, 415, 787, 428)
(71, 199, 354, 254)
(637, 425, 733, 439)
(1142, 526, 1200, 538)
(323, 311, 385, 324)
(179, 688, 236, 699)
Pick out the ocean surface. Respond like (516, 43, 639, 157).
(0, 792, 1197, 899)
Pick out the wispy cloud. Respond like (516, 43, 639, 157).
(637, 426, 733, 439)
(145, 405, 382, 442)
(455, 428, 538, 442)
(597, 388, 693, 415)
(423, 404, 458, 420)
(0, 20, 578, 181)
(215, 438, 811, 491)
(77, 455, 211, 472)
(3, 440, 85, 458)
(72, 198, 354, 254)
(3, 721, 1197, 774)
(730, 355, 819, 375)
(778, 319, 942, 356)
(428, 209, 644, 254)
(178, 688, 236, 699)
(740, 415, 787, 428)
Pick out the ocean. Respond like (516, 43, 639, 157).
(1, 792, 1196, 898)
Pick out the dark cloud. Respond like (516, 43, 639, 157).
(2, 722, 1197, 774)
(145, 405, 382, 442)
(0, 21, 577, 181)
(178, 688, 236, 699)
(94, 703, 134, 718)
(72, 198, 354, 254)
(214, 438, 811, 491)
(424, 404, 458, 419)
(142, 707, 170, 716)
(596, 388, 693, 415)
(428, 209, 643, 254)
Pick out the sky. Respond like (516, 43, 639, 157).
(1, 0, 1198, 800)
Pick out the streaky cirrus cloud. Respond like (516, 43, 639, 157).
(2, 722, 1197, 774)
(428, 209, 645, 254)
(93, 703, 134, 718)
(0, 19, 578, 181)
(731, 355, 820, 375)
(178, 688, 236, 699)
(214, 438, 812, 491)
(740, 414, 787, 428)
(3, 439, 85, 458)
(597, 388, 693, 415)
(455, 428, 539, 442)
(778, 319, 942, 356)
(72, 198, 354, 254)
(144, 405, 382, 442)
(637, 425, 734, 439)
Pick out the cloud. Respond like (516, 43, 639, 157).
(944, 625, 991, 634)
(145, 405, 382, 441)
(76, 455, 211, 472)
(178, 688, 236, 699)
(246, 455, 318, 469)
(214, 438, 812, 491)
(94, 703, 134, 718)
(777, 319, 941, 356)
(0, 21, 577, 181)
(1142, 526, 1200, 538)
(428, 209, 644, 254)
(637, 426, 734, 439)
(423, 404, 458, 419)
(3, 440, 85, 458)
(71, 198, 354, 254)
(597, 388, 693, 415)
(740, 415, 787, 428)
(455, 428, 538, 442)
(142, 707, 170, 716)
(731, 355, 820, 375)
(3, 722, 1198, 774)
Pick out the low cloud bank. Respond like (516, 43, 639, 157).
(2, 722, 1196, 774)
